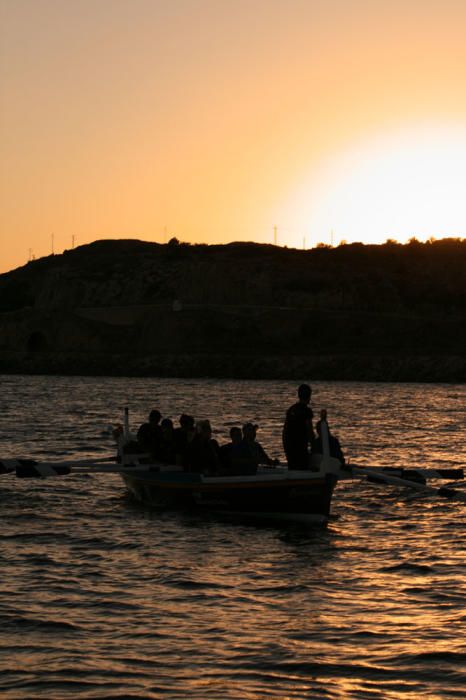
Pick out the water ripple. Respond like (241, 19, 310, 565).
(0, 377, 465, 699)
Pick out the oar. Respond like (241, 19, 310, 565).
(14, 461, 157, 478)
(348, 465, 464, 483)
(0, 455, 117, 475)
(388, 467, 464, 481)
(352, 466, 466, 503)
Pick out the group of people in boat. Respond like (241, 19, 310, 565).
(134, 410, 278, 475)
(132, 383, 344, 475)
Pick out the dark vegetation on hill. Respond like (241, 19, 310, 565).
(0, 238, 465, 381)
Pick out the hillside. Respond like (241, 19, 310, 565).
(0, 238, 465, 381)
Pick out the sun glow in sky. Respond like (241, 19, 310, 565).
(2, 0, 466, 272)
(276, 124, 466, 248)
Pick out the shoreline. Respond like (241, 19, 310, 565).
(0, 352, 464, 383)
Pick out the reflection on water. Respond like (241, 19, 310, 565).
(0, 376, 465, 699)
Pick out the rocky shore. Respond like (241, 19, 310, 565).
(0, 350, 464, 383)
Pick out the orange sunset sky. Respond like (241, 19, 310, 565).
(1, 0, 466, 273)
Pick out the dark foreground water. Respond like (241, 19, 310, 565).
(1, 376, 465, 699)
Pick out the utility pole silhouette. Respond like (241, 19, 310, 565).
(273, 225, 277, 246)
(51, 233, 54, 254)
(71, 235, 76, 249)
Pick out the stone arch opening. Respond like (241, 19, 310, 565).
(27, 331, 49, 352)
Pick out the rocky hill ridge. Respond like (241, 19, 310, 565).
(0, 238, 465, 381)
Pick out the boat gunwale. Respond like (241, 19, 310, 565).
(121, 466, 333, 491)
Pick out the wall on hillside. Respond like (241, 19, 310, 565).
(1, 303, 465, 361)
(31, 258, 275, 311)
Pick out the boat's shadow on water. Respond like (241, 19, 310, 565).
(118, 489, 339, 546)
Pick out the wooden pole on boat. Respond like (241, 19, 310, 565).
(320, 413, 330, 460)
(317, 408, 341, 474)
(124, 407, 130, 441)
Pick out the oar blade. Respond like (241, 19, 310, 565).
(16, 463, 71, 478)
(1, 459, 38, 476)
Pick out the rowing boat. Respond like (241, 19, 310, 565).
(3, 406, 344, 524)
(110, 409, 342, 523)
(120, 463, 339, 524)
(4, 409, 465, 524)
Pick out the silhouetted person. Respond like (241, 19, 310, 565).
(174, 414, 196, 466)
(240, 422, 278, 471)
(159, 417, 176, 463)
(137, 409, 163, 458)
(282, 384, 314, 469)
(219, 426, 243, 473)
(186, 420, 220, 475)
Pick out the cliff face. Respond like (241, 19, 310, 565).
(0, 238, 465, 381)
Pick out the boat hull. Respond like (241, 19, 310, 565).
(121, 467, 337, 524)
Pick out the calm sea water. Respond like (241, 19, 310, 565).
(0, 376, 465, 700)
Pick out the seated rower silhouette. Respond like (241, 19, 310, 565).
(238, 422, 278, 473)
(136, 409, 163, 460)
(219, 426, 243, 473)
(186, 420, 220, 475)
(173, 414, 196, 466)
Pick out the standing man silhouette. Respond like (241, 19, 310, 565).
(282, 383, 314, 469)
